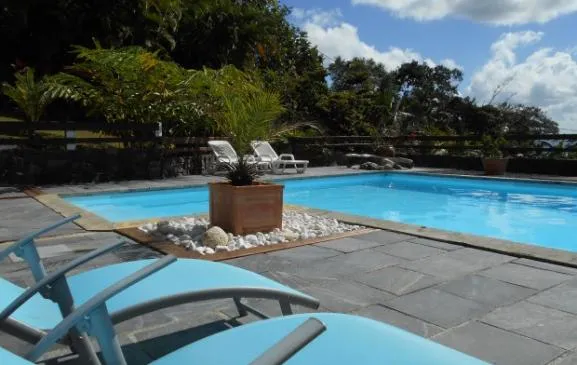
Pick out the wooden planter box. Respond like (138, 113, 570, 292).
(209, 182, 284, 235)
(482, 158, 509, 176)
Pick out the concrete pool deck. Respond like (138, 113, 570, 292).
(2, 167, 577, 364)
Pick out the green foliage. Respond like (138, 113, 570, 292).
(0, 0, 561, 138)
(1, 68, 62, 122)
(481, 135, 507, 158)
(50, 47, 210, 135)
(225, 158, 260, 186)
(196, 65, 319, 154)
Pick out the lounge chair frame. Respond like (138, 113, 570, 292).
(0, 215, 320, 363)
(207, 140, 270, 173)
(251, 141, 308, 174)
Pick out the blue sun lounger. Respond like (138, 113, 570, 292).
(0, 215, 319, 362)
(0, 255, 490, 365)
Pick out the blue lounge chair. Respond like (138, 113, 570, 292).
(0, 255, 490, 364)
(0, 215, 319, 362)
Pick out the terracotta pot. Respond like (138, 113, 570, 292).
(209, 182, 284, 235)
(482, 158, 509, 176)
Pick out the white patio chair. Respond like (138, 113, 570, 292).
(251, 140, 308, 174)
(207, 140, 269, 173)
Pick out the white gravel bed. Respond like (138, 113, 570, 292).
(139, 211, 364, 255)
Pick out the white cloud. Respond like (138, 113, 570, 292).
(294, 8, 460, 71)
(467, 31, 577, 131)
(351, 0, 577, 25)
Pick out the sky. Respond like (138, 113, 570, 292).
(281, 0, 577, 132)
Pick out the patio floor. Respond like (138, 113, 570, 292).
(2, 168, 577, 364)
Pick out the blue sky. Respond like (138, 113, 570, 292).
(281, 0, 577, 131)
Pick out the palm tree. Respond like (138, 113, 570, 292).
(1, 68, 54, 122)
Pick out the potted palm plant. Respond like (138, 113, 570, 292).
(206, 68, 288, 235)
(481, 134, 508, 175)
(209, 158, 284, 235)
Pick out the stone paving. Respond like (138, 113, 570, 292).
(3, 227, 577, 364)
(3, 168, 577, 364)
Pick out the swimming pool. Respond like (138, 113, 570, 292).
(64, 173, 577, 252)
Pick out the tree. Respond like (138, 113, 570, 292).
(49, 47, 210, 137)
(393, 61, 463, 133)
(323, 57, 396, 135)
(172, 1, 328, 124)
(1, 68, 58, 122)
(0, 0, 183, 83)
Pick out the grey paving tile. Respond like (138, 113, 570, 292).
(386, 288, 492, 328)
(513, 259, 577, 276)
(409, 237, 462, 251)
(293, 249, 406, 279)
(267, 245, 341, 261)
(438, 275, 537, 307)
(299, 279, 395, 312)
(400, 254, 486, 279)
(529, 278, 577, 315)
(480, 263, 572, 290)
(0, 199, 84, 241)
(225, 254, 300, 274)
(483, 301, 577, 350)
(355, 266, 440, 295)
(444, 247, 514, 267)
(548, 352, 577, 365)
(434, 321, 565, 365)
(354, 230, 413, 244)
(315, 237, 384, 253)
(220, 297, 318, 318)
(375, 241, 447, 260)
(355, 305, 444, 338)
(260, 270, 313, 291)
(9, 244, 73, 262)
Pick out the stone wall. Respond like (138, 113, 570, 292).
(0, 147, 203, 185)
(291, 143, 577, 176)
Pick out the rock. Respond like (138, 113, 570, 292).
(141, 212, 366, 254)
(215, 245, 229, 252)
(202, 226, 229, 248)
(359, 162, 379, 170)
(390, 157, 414, 169)
(433, 149, 448, 156)
(245, 234, 259, 245)
(282, 230, 299, 241)
(181, 240, 195, 249)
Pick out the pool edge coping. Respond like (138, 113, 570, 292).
(29, 170, 577, 269)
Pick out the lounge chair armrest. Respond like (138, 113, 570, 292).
(250, 317, 326, 365)
(279, 154, 295, 161)
(0, 214, 81, 262)
(27, 255, 177, 362)
(256, 154, 274, 162)
(0, 240, 127, 322)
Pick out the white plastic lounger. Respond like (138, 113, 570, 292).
(251, 141, 308, 174)
(0, 215, 319, 362)
(207, 140, 269, 172)
(0, 257, 490, 365)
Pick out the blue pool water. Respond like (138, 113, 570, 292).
(64, 173, 577, 252)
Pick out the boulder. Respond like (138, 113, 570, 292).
(390, 157, 414, 169)
(359, 162, 380, 170)
(202, 226, 229, 248)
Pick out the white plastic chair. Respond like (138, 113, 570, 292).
(251, 141, 308, 174)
